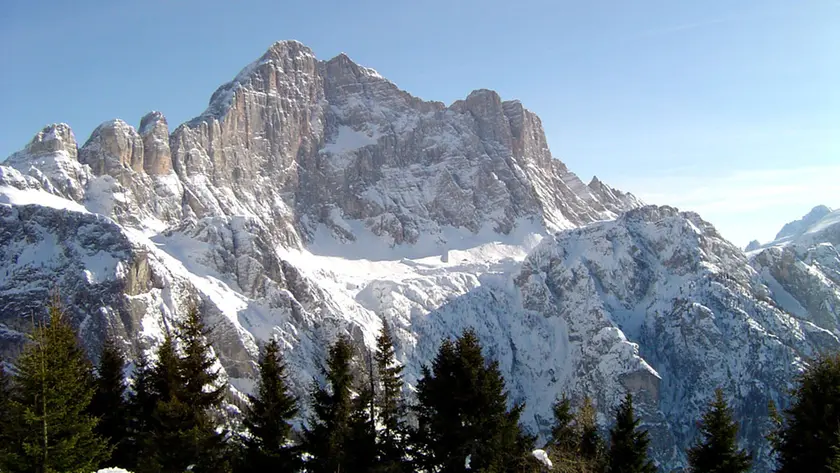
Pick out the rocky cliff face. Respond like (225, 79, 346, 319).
(748, 207, 840, 335)
(3, 39, 833, 472)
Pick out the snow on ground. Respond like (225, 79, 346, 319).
(0, 185, 88, 213)
(532, 449, 553, 469)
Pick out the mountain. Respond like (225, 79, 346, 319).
(773, 205, 833, 242)
(747, 206, 840, 334)
(0, 40, 836, 471)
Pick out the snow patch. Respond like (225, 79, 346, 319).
(532, 449, 553, 469)
(320, 125, 379, 155)
(0, 185, 87, 213)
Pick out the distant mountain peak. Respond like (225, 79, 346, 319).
(775, 205, 833, 241)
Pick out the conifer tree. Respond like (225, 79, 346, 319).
(546, 394, 589, 473)
(125, 352, 155, 471)
(177, 307, 226, 410)
(2, 296, 110, 473)
(414, 328, 534, 473)
(131, 308, 229, 473)
(347, 372, 378, 473)
(687, 388, 751, 473)
(374, 321, 409, 472)
(174, 306, 229, 473)
(0, 361, 15, 468)
(607, 393, 655, 473)
(91, 337, 131, 468)
(578, 395, 607, 473)
(549, 394, 577, 451)
(303, 336, 356, 473)
(774, 353, 840, 472)
(241, 338, 299, 472)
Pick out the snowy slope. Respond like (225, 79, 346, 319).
(747, 206, 840, 336)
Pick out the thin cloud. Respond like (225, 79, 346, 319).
(613, 164, 840, 245)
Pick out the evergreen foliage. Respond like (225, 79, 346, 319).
(414, 328, 534, 473)
(303, 336, 356, 473)
(131, 307, 229, 473)
(347, 370, 378, 473)
(0, 361, 14, 467)
(374, 321, 409, 473)
(571, 396, 606, 473)
(125, 352, 155, 470)
(686, 388, 751, 473)
(1, 296, 110, 473)
(91, 337, 131, 468)
(607, 393, 655, 473)
(545, 394, 607, 473)
(241, 337, 299, 472)
(773, 353, 840, 473)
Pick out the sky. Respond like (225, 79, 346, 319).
(1, 0, 838, 246)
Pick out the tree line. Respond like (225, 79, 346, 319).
(0, 296, 838, 472)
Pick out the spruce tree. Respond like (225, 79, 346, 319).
(347, 371, 378, 473)
(549, 394, 577, 451)
(774, 353, 840, 473)
(0, 361, 15, 468)
(125, 352, 155, 471)
(578, 395, 607, 473)
(374, 321, 409, 472)
(91, 337, 131, 468)
(174, 307, 228, 473)
(177, 307, 226, 410)
(241, 338, 299, 472)
(607, 393, 655, 473)
(687, 388, 751, 473)
(414, 328, 534, 473)
(303, 336, 356, 473)
(2, 297, 110, 473)
(131, 309, 229, 473)
(547, 394, 589, 472)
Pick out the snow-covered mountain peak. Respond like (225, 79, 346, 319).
(520, 204, 838, 470)
(775, 205, 833, 241)
(7, 123, 78, 164)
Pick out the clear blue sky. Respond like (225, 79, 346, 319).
(1, 0, 838, 245)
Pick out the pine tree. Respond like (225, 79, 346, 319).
(549, 395, 577, 451)
(607, 393, 655, 473)
(546, 394, 589, 473)
(578, 396, 607, 473)
(174, 306, 228, 473)
(303, 336, 356, 473)
(414, 328, 534, 473)
(830, 431, 840, 473)
(374, 321, 409, 472)
(347, 367, 378, 473)
(773, 353, 840, 472)
(91, 337, 131, 468)
(130, 308, 229, 473)
(241, 338, 299, 472)
(0, 361, 16, 468)
(1, 296, 110, 473)
(687, 388, 751, 473)
(177, 307, 226, 410)
(124, 352, 155, 471)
